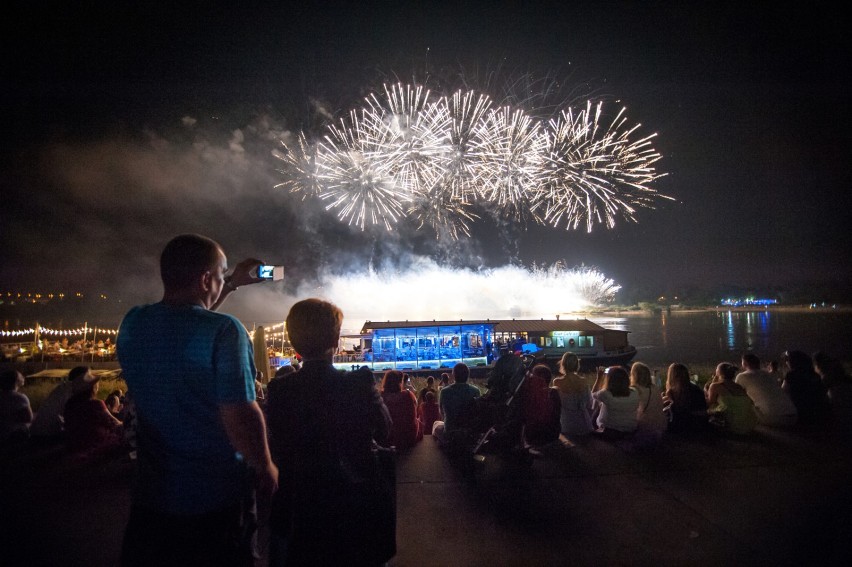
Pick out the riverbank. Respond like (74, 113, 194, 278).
(579, 304, 852, 317)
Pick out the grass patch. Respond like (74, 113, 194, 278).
(22, 376, 127, 412)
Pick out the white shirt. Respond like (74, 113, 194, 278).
(735, 369, 797, 419)
(593, 388, 639, 432)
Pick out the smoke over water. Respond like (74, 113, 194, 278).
(286, 260, 620, 334)
(230, 258, 620, 334)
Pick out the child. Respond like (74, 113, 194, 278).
(418, 390, 441, 435)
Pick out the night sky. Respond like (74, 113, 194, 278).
(2, 1, 850, 323)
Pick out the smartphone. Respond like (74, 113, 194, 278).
(257, 265, 284, 281)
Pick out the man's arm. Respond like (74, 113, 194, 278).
(220, 401, 279, 498)
(212, 258, 265, 311)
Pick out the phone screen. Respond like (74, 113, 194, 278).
(258, 265, 274, 279)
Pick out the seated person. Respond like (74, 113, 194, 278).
(272, 364, 296, 382)
(105, 391, 125, 420)
(380, 370, 422, 450)
(782, 350, 830, 427)
(0, 369, 33, 445)
(521, 364, 561, 447)
(417, 376, 437, 404)
(630, 362, 667, 445)
(432, 363, 481, 446)
(663, 363, 708, 434)
(591, 366, 638, 440)
(551, 352, 594, 439)
(735, 353, 797, 427)
(29, 367, 87, 440)
(706, 362, 758, 435)
(62, 367, 123, 456)
(813, 351, 852, 434)
(417, 390, 441, 436)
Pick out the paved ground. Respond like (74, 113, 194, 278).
(2, 426, 851, 566)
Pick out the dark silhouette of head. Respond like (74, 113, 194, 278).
(286, 298, 343, 360)
(452, 363, 470, 383)
(160, 234, 223, 292)
(605, 366, 631, 397)
(381, 370, 404, 393)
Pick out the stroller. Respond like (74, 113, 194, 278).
(471, 352, 560, 459)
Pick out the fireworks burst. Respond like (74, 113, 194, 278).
(275, 83, 668, 237)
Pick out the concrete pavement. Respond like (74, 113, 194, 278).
(2, 426, 851, 566)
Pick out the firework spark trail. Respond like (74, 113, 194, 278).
(541, 102, 669, 231)
(441, 90, 493, 202)
(273, 132, 321, 199)
(275, 83, 668, 237)
(315, 111, 407, 230)
(470, 106, 547, 221)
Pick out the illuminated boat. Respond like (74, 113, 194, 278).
(332, 318, 636, 374)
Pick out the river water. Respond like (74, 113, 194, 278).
(591, 309, 852, 368)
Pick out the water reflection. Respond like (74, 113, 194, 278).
(608, 310, 851, 367)
(726, 311, 735, 349)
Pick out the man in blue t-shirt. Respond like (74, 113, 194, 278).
(117, 234, 278, 567)
(433, 363, 481, 444)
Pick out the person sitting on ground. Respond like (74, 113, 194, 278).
(381, 370, 422, 450)
(403, 373, 416, 394)
(706, 362, 758, 435)
(782, 350, 830, 427)
(521, 364, 561, 447)
(432, 363, 481, 446)
(438, 373, 450, 393)
(629, 362, 667, 445)
(105, 392, 123, 419)
(62, 367, 123, 456)
(272, 364, 296, 383)
(0, 369, 33, 446)
(418, 375, 437, 404)
(551, 352, 594, 440)
(417, 390, 441, 436)
(663, 363, 708, 434)
(812, 351, 852, 434)
(265, 298, 394, 566)
(591, 366, 638, 440)
(735, 353, 797, 427)
(29, 368, 87, 441)
(766, 359, 783, 384)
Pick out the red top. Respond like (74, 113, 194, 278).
(521, 372, 562, 446)
(63, 394, 121, 453)
(417, 400, 441, 435)
(381, 390, 422, 449)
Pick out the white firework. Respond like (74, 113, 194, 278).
(540, 102, 668, 231)
(314, 110, 407, 231)
(470, 105, 547, 221)
(273, 83, 669, 235)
